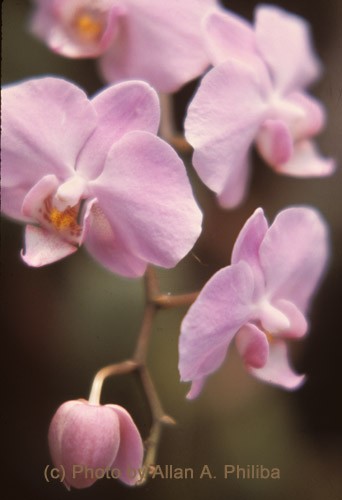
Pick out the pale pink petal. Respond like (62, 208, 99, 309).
(184, 343, 229, 398)
(2, 77, 96, 219)
(30, 0, 125, 58)
(286, 91, 326, 140)
(83, 202, 147, 277)
(255, 5, 322, 93)
(231, 207, 268, 297)
(21, 174, 59, 228)
(185, 59, 269, 207)
(179, 262, 255, 386)
(12, 175, 58, 224)
(186, 378, 206, 400)
(273, 299, 308, 339)
(236, 324, 269, 369)
(259, 207, 330, 312)
(30, 1, 61, 49)
(108, 404, 144, 485)
(1, 185, 35, 223)
(77, 81, 160, 179)
(275, 140, 336, 177)
(256, 119, 294, 166)
(216, 151, 252, 209)
(21, 225, 77, 267)
(203, 9, 260, 69)
(248, 340, 306, 390)
(99, 0, 216, 92)
(90, 131, 202, 270)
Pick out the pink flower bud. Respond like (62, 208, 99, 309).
(48, 400, 144, 489)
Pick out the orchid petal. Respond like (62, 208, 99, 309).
(83, 202, 147, 277)
(22, 175, 59, 221)
(77, 81, 160, 179)
(286, 91, 326, 140)
(236, 324, 269, 369)
(21, 225, 77, 267)
(248, 339, 306, 390)
(99, 0, 215, 92)
(216, 151, 252, 209)
(203, 8, 259, 68)
(185, 59, 269, 207)
(259, 207, 329, 311)
(90, 130, 202, 270)
(256, 119, 294, 166)
(275, 140, 336, 177)
(1, 77, 96, 219)
(185, 344, 230, 399)
(179, 262, 255, 386)
(108, 405, 144, 485)
(186, 378, 206, 400)
(20, 175, 59, 223)
(231, 207, 268, 298)
(255, 5, 322, 93)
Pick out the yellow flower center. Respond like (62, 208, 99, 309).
(74, 13, 104, 41)
(49, 206, 80, 233)
(265, 331, 275, 344)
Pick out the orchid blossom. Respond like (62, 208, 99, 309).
(179, 207, 329, 399)
(185, 5, 335, 208)
(1, 77, 202, 276)
(30, 0, 217, 92)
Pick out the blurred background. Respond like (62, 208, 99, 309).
(2, 0, 342, 499)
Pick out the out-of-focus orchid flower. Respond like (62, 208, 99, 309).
(30, 0, 217, 92)
(1, 77, 202, 275)
(48, 399, 143, 488)
(185, 5, 335, 208)
(179, 207, 329, 399)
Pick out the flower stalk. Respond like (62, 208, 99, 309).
(88, 265, 198, 484)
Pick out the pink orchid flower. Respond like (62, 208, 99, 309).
(30, 0, 217, 93)
(1, 77, 202, 275)
(179, 207, 329, 399)
(48, 399, 143, 488)
(185, 5, 335, 208)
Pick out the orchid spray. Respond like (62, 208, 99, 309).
(1, 0, 337, 493)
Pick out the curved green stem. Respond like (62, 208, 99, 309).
(88, 266, 199, 484)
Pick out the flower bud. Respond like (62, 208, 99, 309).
(48, 400, 143, 489)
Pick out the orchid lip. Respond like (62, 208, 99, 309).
(41, 196, 82, 245)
